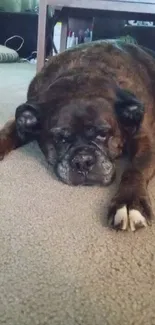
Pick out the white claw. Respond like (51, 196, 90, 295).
(114, 206, 128, 230)
(129, 209, 147, 231)
(113, 207, 147, 231)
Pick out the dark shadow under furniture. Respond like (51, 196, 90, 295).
(0, 11, 54, 59)
(93, 18, 155, 52)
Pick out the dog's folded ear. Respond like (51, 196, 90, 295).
(115, 88, 144, 135)
(15, 102, 41, 141)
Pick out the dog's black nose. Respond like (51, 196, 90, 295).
(71, 152, 95, 172)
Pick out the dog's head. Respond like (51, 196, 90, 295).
(15, 89, 144, 186)
(41, 97, 120, 186)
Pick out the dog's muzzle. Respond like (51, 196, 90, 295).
(70, 147, 96, 174)
(55, 144, 115, 186)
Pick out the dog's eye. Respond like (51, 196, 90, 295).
(54, 135, 67, 144)
(96, 135, 107, 142)
(55, 133, 73, 145)
(96, 124, 112, 141)
(51, 127, 73, 145)
(85, 126, 109, 141)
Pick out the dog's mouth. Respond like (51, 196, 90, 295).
(54, 145, 116, 186)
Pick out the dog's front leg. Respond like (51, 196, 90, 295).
(0, 102, 41, 160)
(108, 134, 155, 231)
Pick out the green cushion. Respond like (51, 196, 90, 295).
(0, 45, 19, 63)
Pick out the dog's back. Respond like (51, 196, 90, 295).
(28, 41, 155, 119)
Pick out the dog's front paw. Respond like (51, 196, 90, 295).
(108, 190, 152, 231)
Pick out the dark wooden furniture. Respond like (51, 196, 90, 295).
(37, 0, 155, 72)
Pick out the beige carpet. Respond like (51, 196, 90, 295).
(1, 63, 155, 325)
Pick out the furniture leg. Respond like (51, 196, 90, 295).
(37, 1, 47, 72)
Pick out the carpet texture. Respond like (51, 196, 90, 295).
(1, 63, 155, 325)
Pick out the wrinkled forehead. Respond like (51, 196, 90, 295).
(56, 98, 114, 130)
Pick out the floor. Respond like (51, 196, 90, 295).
(1, 63, 155, 325)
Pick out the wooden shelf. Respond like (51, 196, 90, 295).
(48, 0, 155, 14)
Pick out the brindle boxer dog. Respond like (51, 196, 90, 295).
(1, 40, 155, 231)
